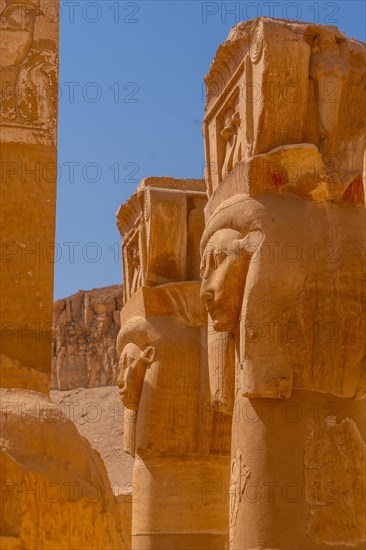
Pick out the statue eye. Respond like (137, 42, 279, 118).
(214, 251, 227, 269)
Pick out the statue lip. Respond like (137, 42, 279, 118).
(119, 388, 139, 410)
(208, 303, 224, 320)
(209, 307, 237, 332)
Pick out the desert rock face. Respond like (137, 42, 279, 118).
(52, 285, 123, 390)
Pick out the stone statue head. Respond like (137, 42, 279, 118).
(200, 196, 264, 332)
(117, 342, 155, 410)
(116, 316, 158, 410)
(201, 191, 366, 399)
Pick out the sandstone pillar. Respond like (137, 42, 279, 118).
(0, 0, 59, 392)
(201, 18, 365, 550)
(0, 4, 130, 548)
(116, 178, 231, 549)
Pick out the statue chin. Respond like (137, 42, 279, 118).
(123, 399, 139, 411)
(121, 390, 139, 411)
(210, 312, 237, 333)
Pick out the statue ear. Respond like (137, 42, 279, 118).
(142, 346, 155, 364)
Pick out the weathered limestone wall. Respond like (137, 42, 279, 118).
(0, 0, 59, 392)
(52, 285, 123, 390)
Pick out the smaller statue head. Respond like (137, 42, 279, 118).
(116, 317, 158, 410)
(117, 343, 155, 410)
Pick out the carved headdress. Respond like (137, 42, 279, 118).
(116, 315, 165, 356)
(200, 194, 263, 255)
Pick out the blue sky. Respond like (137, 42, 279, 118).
(55, 0, 366, 299)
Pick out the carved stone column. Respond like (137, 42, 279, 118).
(0, 5, 130, 548)
(0, 0, 59, 391)
(116, 178, 231, 549)
(201, 18, 366, 550)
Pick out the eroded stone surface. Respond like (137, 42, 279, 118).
(0, 389, 130, 550)
(52, 285, 122, 390)
(0, 0, 59, 387)
(305, 418, 366, 546)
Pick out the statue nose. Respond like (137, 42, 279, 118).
(200, 281, 214, 305)
(117, 373, 125, 389)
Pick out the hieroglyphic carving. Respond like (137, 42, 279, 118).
(125, 227, 143, 297)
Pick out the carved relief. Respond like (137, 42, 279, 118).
(116, 293, 213, 458)
(116, 178, 206, 301)
(0, 0, 58, 144)
(203, 18, 365, 198)
(309, 31, 348, 156)
(207, 327, 235, 414)
(220, 98, 242, 181)
(229, 449, 250, 547)
(305, 418, 366, 546)
(124, 225, 143, 298)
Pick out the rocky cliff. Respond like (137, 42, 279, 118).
(52, 285, 123, 390)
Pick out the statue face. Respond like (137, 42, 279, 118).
(117, 342, 154, 410)
(200, 228, 255, 332)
